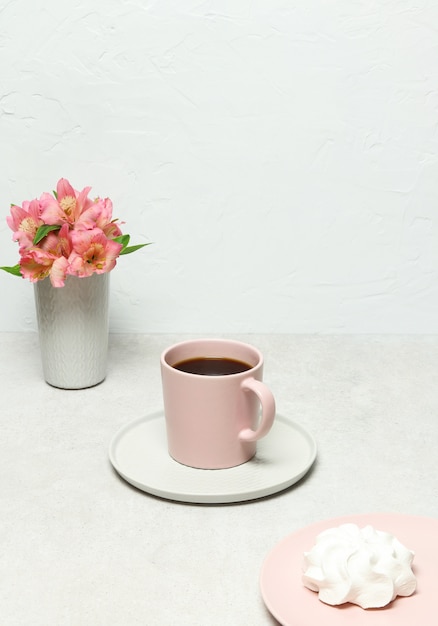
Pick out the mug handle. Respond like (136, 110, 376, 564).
(238, 377, 276, 442)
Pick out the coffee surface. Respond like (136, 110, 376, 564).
(173, 356, 252, 376)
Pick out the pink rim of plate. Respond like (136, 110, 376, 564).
(260, 512, 438, 626)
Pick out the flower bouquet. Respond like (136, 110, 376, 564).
(1, 177, 148, 285)
(1, 178, 149, 389)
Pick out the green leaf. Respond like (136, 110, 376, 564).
(113, 234, 130, 250)
(119, 243, 151, 255)
(113, 234, 151, 255)
(0, 264, 22, 277)
(33, 224, 61, 245)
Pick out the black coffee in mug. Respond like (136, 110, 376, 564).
(173, 356, 252, 376)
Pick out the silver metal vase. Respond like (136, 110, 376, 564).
(34, 273, 109, 389)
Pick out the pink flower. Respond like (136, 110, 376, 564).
(95, 197, 123, 238)
(7, 199, 43, 251)
(39, 223, 72, 258)
(20, 248, 59, 284)
(74, 196, 123, 238)
(39, 178, 96, 227)
(69, 228, 123, 277)
(20, 224, 72, 287)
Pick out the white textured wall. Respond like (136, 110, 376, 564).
(1, 1, 437, 333)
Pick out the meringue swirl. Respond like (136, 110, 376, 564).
(302, 524, 416, 609)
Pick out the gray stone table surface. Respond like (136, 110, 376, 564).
(1, 333, 437, 625)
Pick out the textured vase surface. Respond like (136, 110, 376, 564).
(34, 273, 109, 389)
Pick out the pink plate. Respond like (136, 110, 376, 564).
(260, 513, 438, 626)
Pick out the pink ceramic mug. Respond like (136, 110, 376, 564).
(160, 338, 276, 469)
